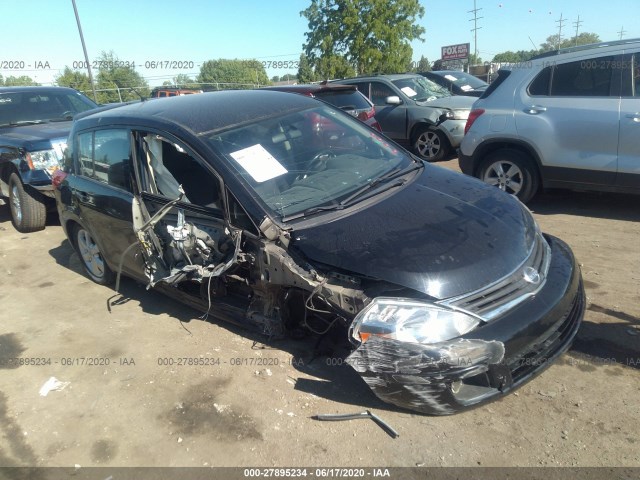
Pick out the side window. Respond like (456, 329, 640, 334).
(370, 82, 396, 105)
(77, 129, 133, 192)
(528, 66, 552, 96)
(351, 82, 370, 100)
(550, 56, 615, 96)
(139, 133, 222, 211)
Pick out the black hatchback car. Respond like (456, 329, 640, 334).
(54, 90, 584, 415)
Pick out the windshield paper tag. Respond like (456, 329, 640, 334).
(230, 144, 288, 183)
(444, 74, 458, 81)
(400, 86, 417, 97)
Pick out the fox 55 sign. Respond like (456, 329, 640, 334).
(441, 43, 470, 61)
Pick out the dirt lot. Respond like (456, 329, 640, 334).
(0, 159, 639, 469)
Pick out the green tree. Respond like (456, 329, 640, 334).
(297, 53, 318, 83)
(492, 50, 537, 63)
(301, 0, 425, 76)
(173, 74, 199, 89)
(94, 51, 149, 103)
(3, 75, 39, 86)
(197, 59, 269, 89)
(409, 55, 431, 73)
(467, 53, 483, 66)
(540, 32, 600, 52)
(281, 73, 297, 82)
(55, 67, 93, 92)
(271, 75, 281, 83)
(0, 74, 3, 85)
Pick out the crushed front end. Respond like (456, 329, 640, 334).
(346, 235, 584, 415)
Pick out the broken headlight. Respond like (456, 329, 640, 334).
(350, 298, 480, 345)
(27, 148, 64, 174)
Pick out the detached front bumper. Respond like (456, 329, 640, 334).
(346, 235, 585, 415)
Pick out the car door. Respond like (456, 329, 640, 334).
(350, 81, 407, 142)
(515, 54, 621, 187)
(130, 130, 242, 290)
(617, 52, 640, 189)
(72, 128, 143, 278)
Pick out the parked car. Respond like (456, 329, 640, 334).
(419, 70, 489, 97)
(150, 87, 203, 98)
(459, 38, 640, 203)
(54, 90, 584, 415)
(334, 74, 475, 161)
(0, 86, 98, 232)
(262, 82, 381, 131)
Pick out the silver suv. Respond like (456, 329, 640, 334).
(459, 38, 640, 203)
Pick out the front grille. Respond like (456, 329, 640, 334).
(508, 282, 585, 381)
(441, 231, 551, 320)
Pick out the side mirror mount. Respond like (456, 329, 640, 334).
(385, 96, 402, 105)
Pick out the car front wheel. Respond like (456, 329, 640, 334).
(8, 173, 47, 233)
(479, 149, 539, 203)
(74, 226, 115, 285)
(413, 127, 448, 162)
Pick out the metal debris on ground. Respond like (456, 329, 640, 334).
(313, 410, 399, 439)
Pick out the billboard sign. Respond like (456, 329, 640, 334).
(441, 43, 470, 61)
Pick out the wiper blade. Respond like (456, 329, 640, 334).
(281, 203, 344, 222)
(338, 163, 423, 207)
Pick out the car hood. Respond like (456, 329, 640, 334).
(0, 121, 71, 150)
(290, 165, 536, 300)
(417, 95, 476, 110)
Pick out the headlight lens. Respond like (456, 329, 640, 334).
(350, 297, 480, 345)
(451, 109, 470, 120)
(27, 145, 65, 174)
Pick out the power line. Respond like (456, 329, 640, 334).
(618, 26, 627, 39)
(468, 0, 483, 63)
(573, 15, 583, 46)
(555, 13, 567, 50)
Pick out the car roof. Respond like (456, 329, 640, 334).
(75, 89, 321, 135)
(262, 83, 357, 95)
(339, 73, 420, 82)
(0, 86, 80, 94)
(531, 37, 640, 59)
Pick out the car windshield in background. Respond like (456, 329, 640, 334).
(442, 72, 487, 90)
(0, 91, 96, 127)
(208, 105, 411, 219)
(392, 76, 451, 101)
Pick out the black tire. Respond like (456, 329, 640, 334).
(8, 173, 47, 233)
(478, 149, 540, 203)
(412, 127, 449, 162)
(73, 225, 115, 285)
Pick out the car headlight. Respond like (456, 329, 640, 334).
(451, 109, 470, 120)
(27, 147, 64, 174)
(350, 297, 481, 345)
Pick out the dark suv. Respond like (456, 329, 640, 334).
(0, 86, 97, 231)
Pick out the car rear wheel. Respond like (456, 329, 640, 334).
(413, 127, 448, 162)
(479, 149, 539, 203)
(74, 226, 115, 285)
(8, 173, 47, 233)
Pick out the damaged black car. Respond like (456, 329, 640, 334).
(53, 90, 585, 415)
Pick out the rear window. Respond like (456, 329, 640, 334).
(314, 90, 372, 110)
(479, 69, 511, 99)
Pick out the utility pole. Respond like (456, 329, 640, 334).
(71, 0, 97, 103)
(572, 15, 583, 46)
(468, 0, 483, 67)
(555, 13, 566, 50)
(618, 26, 627, 40)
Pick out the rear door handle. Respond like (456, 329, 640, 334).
(524, 105, 547, 114)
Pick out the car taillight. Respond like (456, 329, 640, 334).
(372, 121, 382, 132)
(464, 109, 485, 135)
(52, 170, 68, 189)
(357, 108, 375, 122)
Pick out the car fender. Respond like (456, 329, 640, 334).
(464, 137, 545, 182)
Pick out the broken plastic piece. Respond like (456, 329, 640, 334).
(313, 410, 399, 439)
(39, 377, 70, 397)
